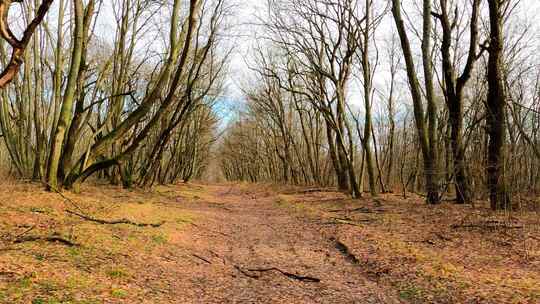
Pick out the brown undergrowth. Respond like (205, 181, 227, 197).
(276, 189, 540, 303)
(0, 180, 198, 303)
(0, 180, 538, 303)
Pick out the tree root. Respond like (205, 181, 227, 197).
(332, 238, 359, 264)
(234, 265, 320, 283)
(282, 188, 336, 195)
(327, 207, 387, 214)
(66, 210, 164, 227)
(322, 217, 374, 227)
(192, 254, 212, 264)
(204, 202, 233, 212)
(451, 222, 523, 230)
(14, 235, 79, 247)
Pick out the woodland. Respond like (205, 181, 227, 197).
(0, 0, 538, 303)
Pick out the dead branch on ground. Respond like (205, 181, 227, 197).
(281, 188, 337, 195)
(192, 254, 212, 264)
(234, 265, 320, 282)
(14, 235, 79, 247)
(66, 210, 164, 227)
(332, 238, 360, 264)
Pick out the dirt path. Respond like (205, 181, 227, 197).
(154, 184, 399, 303)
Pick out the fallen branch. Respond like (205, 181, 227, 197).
(324, 217, 374, 227)
(282, 188, 336, 195)
(434, 232, 453, 242)
(406, 239, 436, 245)
(234, 265, 259, 279)
(44, 182, 87, 214)
(373, 199, 384, 207)
(451, 223, 523, 230)
(235, 265, 320, 283)
(15, 235, 79, 247)
(209, 250, 227, 265)
(192, 254, 212, 264)
(15, 225, 35, 239)
(204, 202, 232, 212)
(66, 210, 164, 227)
(332, 238, 359, 264)
(327, 207, 386, 214)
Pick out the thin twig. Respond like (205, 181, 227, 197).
(192, 254, 212, 264)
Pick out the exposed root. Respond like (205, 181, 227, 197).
(234, 265, 320, 283)
(14, 235, 79, 247)
(406, 239, 436, 245)
(327, 206, 388, 214)
(451, 221, 523, 230)
(434, 232, 453, 242)
(66, 210, 164, 227)
(234, 265, 259, 279)
(282, 188, 336, 195)
(332, 238, 359, 264)
(204, 202, 233, 212)
(192, 254, 212, 264)
(322, 217, 374, 227)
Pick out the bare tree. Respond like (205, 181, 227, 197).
(391, 0, 440, 204)
(433, 0, 482, 204)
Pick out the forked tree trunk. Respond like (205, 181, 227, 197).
(391, 0, 440, 204)
(435, 0, 481, 204)
(46, 0, 85, 190)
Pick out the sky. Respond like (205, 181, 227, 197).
(222, 0, 540, 116)
(8, 0, 540, 122)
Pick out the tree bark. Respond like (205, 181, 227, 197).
(46, 0, 84, 190)
(391, 0, 440, 204)
(435, 0, 480, 204)
(486, 0, 509, 210)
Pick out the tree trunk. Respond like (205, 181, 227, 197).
(486, 0, 509, 210)
(436, 0, 480, 204)
(46, 0, 85, 190)
(391, 0, 440, 204)
(361, 0, 377, 197)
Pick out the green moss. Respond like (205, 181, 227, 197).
(34, 253, 46, 261)
(111, 288, 128, 298)
(36, 280, 59, 293)
(66, 274, 93, 290)
(19, 276, 33, 289)
(175, 213, 195, 225)
(30, 206, 54, 214)
(398, 284, 424, 301)
(151, 234, 168, 244)
(67, 247, 82, 258)
(106, 267, 129, 279)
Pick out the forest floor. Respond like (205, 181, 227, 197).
(0, 181, 539, 303)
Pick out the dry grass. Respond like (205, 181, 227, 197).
(278, 190, 540, 303)
(0, 181, 201, 303)
(1, 180, 538, 303)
